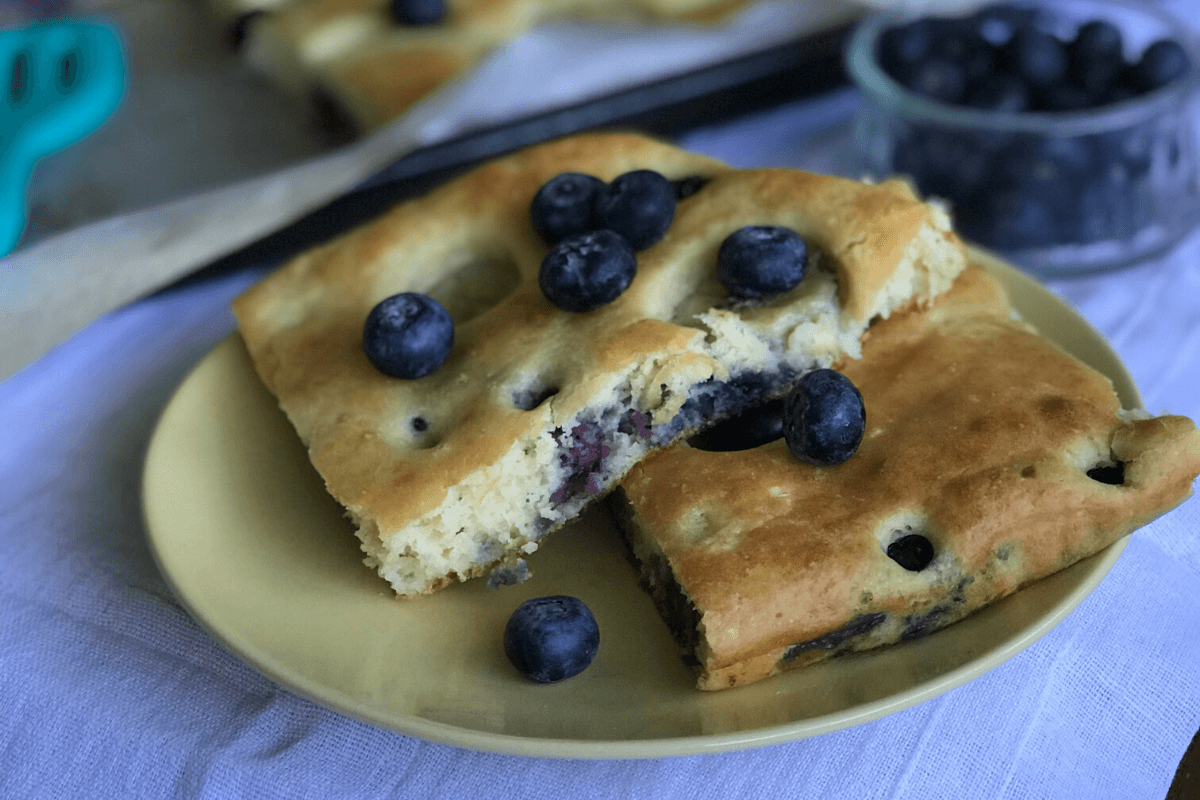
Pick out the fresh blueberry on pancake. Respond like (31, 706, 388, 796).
(362, 292, 453, 379)
(593, 170, 675, 251)
(538, 229, 636, 312)
(530, 172, 607, 245)
(783, 369, 865, 467)
(716, 225, 807, 300)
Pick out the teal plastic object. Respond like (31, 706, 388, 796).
(0, 21, 125, 257)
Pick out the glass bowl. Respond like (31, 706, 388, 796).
(844, 0, 1200, 278)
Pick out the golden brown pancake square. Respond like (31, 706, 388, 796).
(612, 265, 1200, 690)
(232, 132, 967, 597)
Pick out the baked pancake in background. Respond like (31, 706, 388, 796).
(205, 0, 859, 132)
(612, 265, 1200, 690)
(232, 132, 967, 598)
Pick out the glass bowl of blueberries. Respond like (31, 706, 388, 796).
(844, 0, 1200, 277)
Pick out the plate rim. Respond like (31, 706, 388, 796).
(141, 249, 1135, 759)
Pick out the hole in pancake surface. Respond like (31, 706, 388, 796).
(405, 416, 440, 449)
(427, 253, 522, 325)
(673, 175, 711, 200)
(887, 533, 935, 572)
(511, 381, 560, 411)
(1087, 461, 1126, 485)
(687, 398, 784, 451)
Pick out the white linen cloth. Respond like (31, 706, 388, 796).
(1, 87, 1198, 797)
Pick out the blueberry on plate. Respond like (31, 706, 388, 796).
(390, 0, 444, 25)
(504, 596, 600, 684)
(593, 170, 676, 251)
(539, 229, 636, 312)
(688, 398, 785, 452)
(716, 225, 807, 300)
(530, 172, 607, 245)
(1129, 39, 1191, 92)
(782, 369, 865, 467)
(363, 292, 454, 379)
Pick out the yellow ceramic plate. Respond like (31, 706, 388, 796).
(141, 251, 1135, 759)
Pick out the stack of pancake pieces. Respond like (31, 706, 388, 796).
(233, 132, 1200, 691)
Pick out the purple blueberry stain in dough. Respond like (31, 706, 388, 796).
(618, 408, 653, 439)
(901, 576, 974, 640)
(550, 420, 612, 504)
(782, 612, 887, 661)
(486, 558, 531, 589)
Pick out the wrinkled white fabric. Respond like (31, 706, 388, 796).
(4, 5, 1200, 793)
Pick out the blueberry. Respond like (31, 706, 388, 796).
(530, 172, 606, 245)
(878, 19, 936, 83)
(1129, 39, 1191, 92)
(970, 4, 1038, 47)
(964, 187, 1061, 250)
(716, 225, 807, 300)
(1069, 20, 1124, 96)
(593, 170, 676, 251)
(688, 398, 785, 452)
(1000, 27, 1068, 87)
(538, 229, 636, 312)
(903, 57, 967, 104)
(390, 0, 444, 25)
(964, 74, 1031, 112)
(362, 292, 454, 379)
(894, 128, 994, 204)
(504, 596, 600, 683)
(1068, 176, 1137, 244)
(782, 369, 865, 467)
(931, 24, 996, 83)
